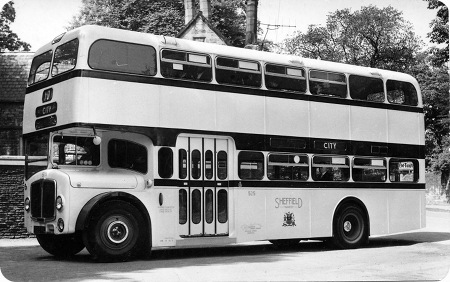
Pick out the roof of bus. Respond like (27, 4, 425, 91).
(36, 25, 418, 85)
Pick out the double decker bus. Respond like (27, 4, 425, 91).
(23, 25, 425, 261)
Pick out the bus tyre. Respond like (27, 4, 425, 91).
(36, 233, 85, 258)
(332, 204, 367, 249)
(83, 201, 144, 262)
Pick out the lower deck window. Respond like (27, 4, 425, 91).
(238, 151, 264, 180)
(389, 159, 418, 182)
(352, 158, 387, 182)
(267, 153, 309, 181)
(312, 155, 349, 181)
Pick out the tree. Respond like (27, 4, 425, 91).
(421, 0, 450, 200)
(0, 1, 30, 51)
(424, 0, 449, 67)
(68, 0, 246, 47)
(282, 5, 422, 72)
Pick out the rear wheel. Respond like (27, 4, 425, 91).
(332, 204, 367, 249)
(83, 200, 144, 262)
(36, 233, 85, 258)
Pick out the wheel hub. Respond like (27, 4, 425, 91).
(343, 220, 352, 232)
(107, 220, 129, 244)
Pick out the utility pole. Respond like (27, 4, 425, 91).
(245, 0, 258, 47)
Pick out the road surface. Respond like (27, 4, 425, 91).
(1, 211, 449, 281)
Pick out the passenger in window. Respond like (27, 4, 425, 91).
(320, 168, 333, 181)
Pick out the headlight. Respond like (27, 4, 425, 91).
(56, 196, 63, 211)
(24, 198, 30, 212)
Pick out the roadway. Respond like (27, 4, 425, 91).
(1, 210, 449, 281)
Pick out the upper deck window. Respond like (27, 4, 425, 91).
(349, 75, 384, 102)
(386, 80, 418, 106)
(216, 57, 261, 88)
(161, 49, 212, 82)
(309, 70, 347, 98)
(28, 50, 53, 85)
(265, 64, 306, 93)
(51, 39, 79, 77)
(89, 39, 156, 76)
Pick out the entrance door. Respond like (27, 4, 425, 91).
(177, 136, 229, 237)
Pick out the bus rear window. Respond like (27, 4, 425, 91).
(265, 64, 306, 93)
(349, 75, 384, 102)
(216, 57, 261, 88)
(386, 80, 418, 106)
(28, 50, 53, 85)
(89, 39, 157, 76)
(52, 39, 79, 76)
(309, 70, 347, 98)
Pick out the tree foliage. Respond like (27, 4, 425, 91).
(68, 0, 246, 47)
(424, 0, 449, 67)
(283, 5, 422, 72)
(0, 1, 30, 51)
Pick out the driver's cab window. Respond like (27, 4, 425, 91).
(52, 135, 100, 166)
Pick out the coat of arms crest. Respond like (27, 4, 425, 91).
(282, 212, 296, 227)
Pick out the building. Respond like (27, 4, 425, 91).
(177, 0, 229, 45)
(0, 52, 33, 238)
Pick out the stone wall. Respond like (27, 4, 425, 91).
(0, 164, 28, 238)
(0, 160, 45, 238)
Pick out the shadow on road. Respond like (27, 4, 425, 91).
(367, 231, 450, 248)
(32, 231, 450, 263)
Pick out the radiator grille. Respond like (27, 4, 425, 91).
(30, 179, 56, 221)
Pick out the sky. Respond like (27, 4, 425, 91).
(2, 0, 447, 52)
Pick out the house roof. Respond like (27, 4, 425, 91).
(176, 11, 230, 46)
(0, 52, 33, 102)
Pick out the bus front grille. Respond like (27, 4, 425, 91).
(30, 179, 56, 221)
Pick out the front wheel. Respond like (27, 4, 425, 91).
(332, 204, 367, 249)
(36, 233, 85, 258)
(83, 200, 144, 262)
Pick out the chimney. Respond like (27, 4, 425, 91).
(184, 0, 196, 25)
(199, 0, 211, 20)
